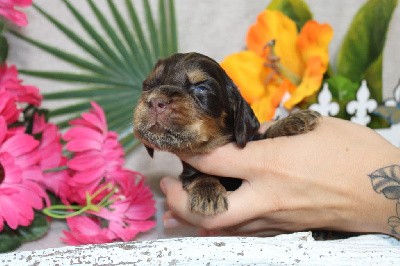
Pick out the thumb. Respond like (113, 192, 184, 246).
(160, 176, 262, 230)
(160, 176, 190, 215)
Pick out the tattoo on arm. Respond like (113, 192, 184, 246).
(368, 165, 400, 236)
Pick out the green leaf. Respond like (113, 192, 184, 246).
(365, 54, 383, 102)
(159, 0, 169, 57)
(13, 0, 178, 153)
(44, 87, 132, 100)
(267, 0, 313, 30)
(107, 0, 152, 75)
(10, 31, 113, 77)
(336, 0, 398, 89)
(325, 75, 359, 119)
(125, 0, 155, 66)
(60, 0, 133, 80)
(30, 3, 127, 79)
(0, 34, 8, 63)
(19, 70, 135, 87)
(0, 212, 50, 253)
(143, 0, 160, 58)
(0, 20, 5, 32)
(87, 0, 141, 78)
(18, 212, 50, 243)
(168, 0, 178, 53)
(0, 229, 22, 253)
(48, 101, 91, 117)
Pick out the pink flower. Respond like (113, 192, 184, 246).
(96, 170, 156, 241)
(33, 113, 71, 202)
(62, 216, 113, 245)
(0, 0, 32, 26)
(0, 116, 48, 231)
(63, 102, 125, 203)
(0, 64, 42, 106)
(0, 89, 20, 124)
(62, 171, 156, 245)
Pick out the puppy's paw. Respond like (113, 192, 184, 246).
(186, 177, 228, 216)
(265, 110, 321, 138)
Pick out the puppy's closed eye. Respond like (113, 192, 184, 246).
(133, 52, 320, 216)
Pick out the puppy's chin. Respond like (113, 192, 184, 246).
(134, 118, 232, 155)
(134, 123, 199, 153)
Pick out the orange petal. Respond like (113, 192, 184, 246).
(284, 57, 325, 109)
(246, 10, 303, 77)
(297, 20, 333, 68)
(220, 51, 270, 103)
(251, 82, 286, 123)
(251, 96, 275, 123)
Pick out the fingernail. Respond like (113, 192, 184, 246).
(163, 217, 181, 228)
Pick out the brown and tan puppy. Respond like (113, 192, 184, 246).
(134, 52, 320, 216)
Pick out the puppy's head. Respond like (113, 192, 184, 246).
(133, 52, 260, 156)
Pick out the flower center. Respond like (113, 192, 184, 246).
(0, 163, 4, 184)
(263, 39, 301, 86)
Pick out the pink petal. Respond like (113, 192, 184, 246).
(0, 116, 7, 144)
(81, 112, 106, 133)
(2, 0, 32, 7)
(90, 102, 107, 128)
(126, 204, 156, 220)
(18, 85, 42, 105)
(0, 196, 20, 229)
(0, 8, 28, 26)
(108, 222, 137, 241)
(0, 215, 4, 231)
(70, 166, 105, 185)
(62, 216, 112, 245)
(67, 154, 104, 171)
(2, 133, 39, 156)
(63, 127, 104, 142)
(66, 138, 102, 152)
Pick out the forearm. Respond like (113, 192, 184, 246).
(297, 145, 400, 238)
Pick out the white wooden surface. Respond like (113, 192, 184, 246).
(1, 232, 399, 265)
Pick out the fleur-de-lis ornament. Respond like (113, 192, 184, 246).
(309, 83, 339, 116)
(346, 80, 378, 125)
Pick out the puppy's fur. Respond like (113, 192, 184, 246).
(134, 52, 320, 216)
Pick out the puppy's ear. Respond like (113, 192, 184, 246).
(228, 80, 260, 148)
(144, 145, 154, 158)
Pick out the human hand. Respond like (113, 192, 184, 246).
(160, 117, 400, 237)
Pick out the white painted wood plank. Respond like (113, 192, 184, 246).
(2, 232, 399, 265)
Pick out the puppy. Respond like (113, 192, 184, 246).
(134, 52, 320, 216)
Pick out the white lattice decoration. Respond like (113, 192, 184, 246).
(384, 80, 400, 107)
(276, 80, 400, 147)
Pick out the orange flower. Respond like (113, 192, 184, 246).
(221, 10, 333, 122)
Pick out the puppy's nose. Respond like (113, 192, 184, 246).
(148, 98, 170, 114)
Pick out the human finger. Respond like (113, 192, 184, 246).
(199, 218, 288, 237)
(163, 210, 190, 228)
(178, 141, 270, 180)
(160, 176, 262, 230)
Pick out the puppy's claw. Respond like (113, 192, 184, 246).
(186, 177, 228, 216)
